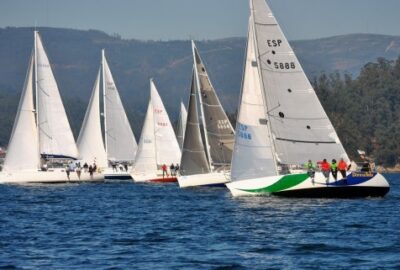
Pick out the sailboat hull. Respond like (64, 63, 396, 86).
(178, 171, 230, 188)
(103, 168, 133, 181)
(0, 169, 104, 184)
(131, 172, 177, 183)
(226, 171, 390, 198)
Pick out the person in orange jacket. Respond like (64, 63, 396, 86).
(320, 159, 331, 184)
(338, 158, 348, 179)
(161, 164, 168, 178)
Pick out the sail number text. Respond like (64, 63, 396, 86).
(217, 120, 231, 130)
(267, 39, 282, 47)
(274, 62, 295, 70)
(238, 123, 252, 140)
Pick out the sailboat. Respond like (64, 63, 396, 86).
(101, 50, 138, 180)
(176, 101, 187, 150)
(226, 0, 390, 197)
(177, 42, 235, 188)
(130, 79, 181, 183)
(0, 31, 102, 183)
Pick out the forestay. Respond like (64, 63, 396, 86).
(230, 18, 277, 181)
(251, 0, 349, 165)
(180, 71, 211, 175)
(150, 79, 181, 166)
(3, 52, 40, 171)
(102, 51, 137, 162)
(77, 69, 107, 168)
(35, 31, 78, 159)
(192, 42, 235, 166)
(176, 101, 187, 150)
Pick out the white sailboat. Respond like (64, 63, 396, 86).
(101, 50, 137, 180)
(0, 31, 102, 183)
(226, 0, 390, 197)
(176, 101, 187, 150)
(177, 42, 234, 188)
(131, 79, 181, 183)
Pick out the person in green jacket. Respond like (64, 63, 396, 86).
(331, 159, 338, 181)
(305, 159, 316, 183)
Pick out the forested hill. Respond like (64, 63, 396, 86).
(1, 27, 400, 166)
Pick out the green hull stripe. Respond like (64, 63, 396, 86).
(239, 173, 309, 193)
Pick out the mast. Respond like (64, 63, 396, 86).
(34, 31, 41, 167)
(191, 41, 212, 169)
(249, 3, 279, 174)
(102, 49, 108, 157)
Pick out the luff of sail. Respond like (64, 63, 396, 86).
(132, 100, 158, 174)
(102, 51, 137, 162)
(150, 79, 181, 166)
(180, 70, 211, 175)
(231, 17, 277, 181)
(35, 31, 78, 159)
(251, 0, 349, 165)
(176, 101, 188, 150)
(3, 52, 40, 171)
(77, 69, 107, 168)
(192, 42, 235, 166)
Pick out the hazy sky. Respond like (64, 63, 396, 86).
(1, 0, 400, 40)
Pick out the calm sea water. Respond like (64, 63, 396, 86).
(0, 174, 399, 270)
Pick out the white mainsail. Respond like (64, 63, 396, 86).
(3, 52, 40, 171)
(250, 0, 349, 165)
(35, 31, 78, 159)
(192, 41, 235, 166)
(132, 101, 157, 174)
(102, 50, 137, 162)
(150, 79, 181, 166)
(176, 101, 188, 150)
(77, 69, 107, 168)
(230, 17, 277, 181)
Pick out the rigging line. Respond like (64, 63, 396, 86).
(199, 103, 222, 108)
(276, 137, 337, 144)
(266, 103, 280, 114)
(182, 149, 207, 153)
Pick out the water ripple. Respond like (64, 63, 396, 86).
(0, 175, 399, 269)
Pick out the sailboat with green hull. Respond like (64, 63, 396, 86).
(226, 0, 390, 198)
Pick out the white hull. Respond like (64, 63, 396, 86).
(0, 169, 103, 184)
(178, 171, 230, 188)
(227, 171, 390, 198)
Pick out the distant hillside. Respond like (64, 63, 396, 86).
(1, 27, 400, 146)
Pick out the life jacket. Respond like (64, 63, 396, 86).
(338, 161, 347, 170)
(331, 162, 338, 170)
(306, 162, 315, 170)
(321, 161, 330, 171)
